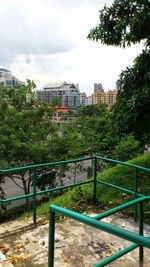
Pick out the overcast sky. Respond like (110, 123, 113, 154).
(1, 0, 143, 95)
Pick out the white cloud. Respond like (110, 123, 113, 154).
(0, 0, 144, 95)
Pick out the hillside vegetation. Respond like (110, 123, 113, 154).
(96, 154, 150, 205)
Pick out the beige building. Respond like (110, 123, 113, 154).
(92, 89, 117, 108)
(92, 89, 105, 105)
(105, 90, 117, 107)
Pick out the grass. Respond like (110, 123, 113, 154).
(95, 154, 150, 221)
(18, 184, 94, 220)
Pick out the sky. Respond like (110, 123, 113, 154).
(1, 0, 143, 95)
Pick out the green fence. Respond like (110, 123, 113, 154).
(49, 196, 150, 267)
(0, 156, 94, 225)
(0, 155, 150, 266)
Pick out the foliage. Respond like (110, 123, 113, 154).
(0, 81, 56, 205)
(78, 103, 107, 117)
(88, 0, 150, 144)
(51, 96, 62, 107)
(111, 49, 150, 142)
(96, 153, 150, 222)
(88, 0, 150, 47)
(19, 184, 93, 220)
(50, 123, 84, 159)
(111, 133, 142, 161)
(75, 103, 117, 156)
(0, 81, 55, 167)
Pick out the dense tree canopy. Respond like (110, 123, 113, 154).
(112, 49, 150, 142)
(88, 0, 150, 143)
(75, 104, 117, 156)
(78, 103, 107, 117)
(0, 81, 54, 168)
(0, 81, 56, 202)
(88, 0, 150, 47)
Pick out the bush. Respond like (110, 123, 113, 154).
(111, 134, 142, 161)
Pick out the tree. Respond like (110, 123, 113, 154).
(75, 104, 117, 156)
(0, 81, 56, 207)
(88, 0, 150, 48)
(111, 133, 142, 161)
(51, 96, 62, 107)
(78, 103, 107, 117)
(88, 0, 150, 143)
(111, 50, 150, 142)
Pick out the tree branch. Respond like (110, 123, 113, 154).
(10, 176, 24, 191)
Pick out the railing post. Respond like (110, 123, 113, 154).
(32, 168, 37, 227)
(139, 202, 144, 267)
(93, 156, 97, 202)
(48, 209, 55, 267)
(134, 168, 138, 222)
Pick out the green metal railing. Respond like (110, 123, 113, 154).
(0, 156, 94, 225)
(49, 196, 150, 267)
(0, 156, 149, 226)
(0, 155, 150, 266)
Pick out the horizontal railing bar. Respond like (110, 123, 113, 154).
(36, 179, 93, 196)
(96, 156, 150, 172)
(95, 233, 150, 266)
(0, 156, 94, 174)
(93, 243, 138, 267)
(50, 204, 150, 248)
(94, 235, 150, 266)
(97, 180, 144, 197)
(0, 193, 33, 202)
(0, 179, 94, 203)
(0, 155, 149, 174)
(94, 196, 150, 220)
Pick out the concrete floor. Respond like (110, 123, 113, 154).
(0, 212, 150, 267)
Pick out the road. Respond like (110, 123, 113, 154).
(1, 159, 92, 209)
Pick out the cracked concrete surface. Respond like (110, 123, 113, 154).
(0, 213, 150, 267)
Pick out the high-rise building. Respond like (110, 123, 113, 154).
(87, 96, 93, 105)
(105, 90, 117, 108)
(36, 81, 80, 107)
(94, 83, 104, 93)
(80, 92, 88, 106)
(0, 68, 24, 86)
(92, 90, 106, 105)
(92, 88, 117, 108)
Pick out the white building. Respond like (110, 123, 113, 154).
(80, 92, 88, 106)
(87, 96, 93, 105)
(36, 82, 80, 107)
(0, 68, 24, 87)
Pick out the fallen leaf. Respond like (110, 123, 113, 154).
(8, 253, 29, 264)
(0, 245, 9, 254)
(16, 243, 23, 249)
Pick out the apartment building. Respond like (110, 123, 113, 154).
(92, 89, 105, 105)
(80, 92, 88, 106)
(87, 96, 93, 105)
(94, 83, 104, 92)
(36, 82, 80, 107)
(0, 68, 24, 86)
(105, 90, 117, 107)
(92, 89, 117, 108)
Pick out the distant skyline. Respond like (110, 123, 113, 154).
(1, 0, 143, 95)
